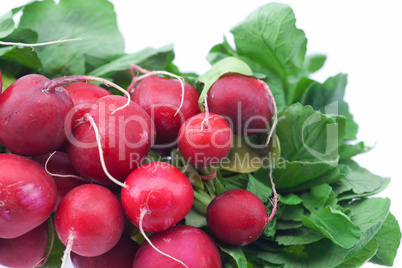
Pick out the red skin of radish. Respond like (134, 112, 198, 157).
(120, 162, 194, 233)
(0, 153, 56, 239)
(67, 95, 155, 186)
(207, 73, 273, 136)
(0, 220, 49, 268)
(133, 225, 222, 268)
(71, 235, 139, 268)
(132, 75, 200, 147)
(55, 184, 125, 257)
(0, 74, 74, 156)
(206, 189, 268, 246)
(177, 112, 233, 167)
(32, 151, 87, 212)
(64, 82, 112, 126)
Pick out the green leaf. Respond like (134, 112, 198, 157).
(246, 174, 272, 204)
(217, 243, 249, 268)
(275, 226, 324, 246)
(303, 53, 326, 74)
(300, 73, 358, 140)
(277, 103, 346, 163)
(197, 57, 253, 109)
(231, 3, 307, 80)
(332, 160, 390, 200)
(338, 238, 379, 268)
(278, 204, 304, 222)
(301, 185, 361, 249)
(339, 141, 371, 160)
(17, 0, 124, 77)
(0, 11, 16, 38)
(370, 212, 402, 266)
(184, 207, 207, 228)
(279, 193, 302, 205)
(343, 197, 390, 261)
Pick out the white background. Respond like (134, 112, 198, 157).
(1, 1, 401, 268)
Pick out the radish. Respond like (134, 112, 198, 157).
(133, 225, 222, 268)
(64, 82, 112, 126)
(0, 153, 56, 239)
(131, 73, 200, 147)
(32, 151, 87, 212)
(177, 109, 233, 167)
(54, 184, 125, 261)
(120, 162, 194, 233)
(0, 220, 50, 268)
(70, 234, 139, 268)
(206, 189, 272, 246)
(67, 95, 155, 187)
(0, 74, 74, 156)
(207, 73, 274, 137)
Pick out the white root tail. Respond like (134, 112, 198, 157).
(138, 209, 189, 268)
(60, 232, 75, 268)
(85, 114, 128, 188)
(128, 65, 186, 116)
(44, 151, 87, 182)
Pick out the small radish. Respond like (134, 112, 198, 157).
(64, 82, 112, 126)
(32, 151, 87, 212)
(131, 73, 200, 147)
(54, 184, 125, 261)
(70, 234, 139, 268)
(133, 225, 222, 268)
(206, 189, 272, 246)
(67, 95, 155, 187)
(120, 162, 194, 233)
(177, 109, 233, 167)
(0, 153, 56, 239)
(207, 73, 274, 137)
(0, 219, 50, 268)
(0, 74, 74, 156)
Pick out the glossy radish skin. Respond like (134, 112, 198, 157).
(71, 235, 139, 268)
(177, 112, 233, 167)
(55, 184, 125, 257)
(132, 75, 200, 147)
(207, 73, 273, 136)
(121, 162, 194, 233)
(0, 220, 49, 268)
(0, 74, 74, 156)
(133, 225, 222, 268)
(32, 151, 87, 212)
(206, 189, 268, 246)
(67, 95, 155, 186)
(64, 82, 112, 126)
(0, 153, 56, 239)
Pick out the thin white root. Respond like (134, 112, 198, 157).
(128, 65, 185, 116)
(44, 151, 87, 182)
(139, 209, 189, 268)
(85, 114, 128, 188)
(0, 38, 82, 50)
(267, 157, 278, 223)
(200, 95, 210, 131)
(265, 84, 278, 145)
(61, 232, 75, 268)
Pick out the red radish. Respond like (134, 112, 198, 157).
(120, 162, 193, 233)
(177, 112, 233, 167)
(0, 74, 74, 156)
(0, 153, 56, 239)
(0, 220, 49, 268)
(206, 189, 269, 246)
(55, 184, 125, 259)
(67, 95, 155, 187)
(131, 74, 200, 147)
(133, 225, 222, 268)
(70, 235, 139, 268)
(207, 73, 274, 136)
(32, 151, 87, 212)
(64, 82, 112, 125)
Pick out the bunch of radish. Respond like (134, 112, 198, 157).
(0, 60, 277, 268)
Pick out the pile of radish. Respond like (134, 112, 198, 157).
(1, 1, 400, 268)
(0, 62, 277, 268)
